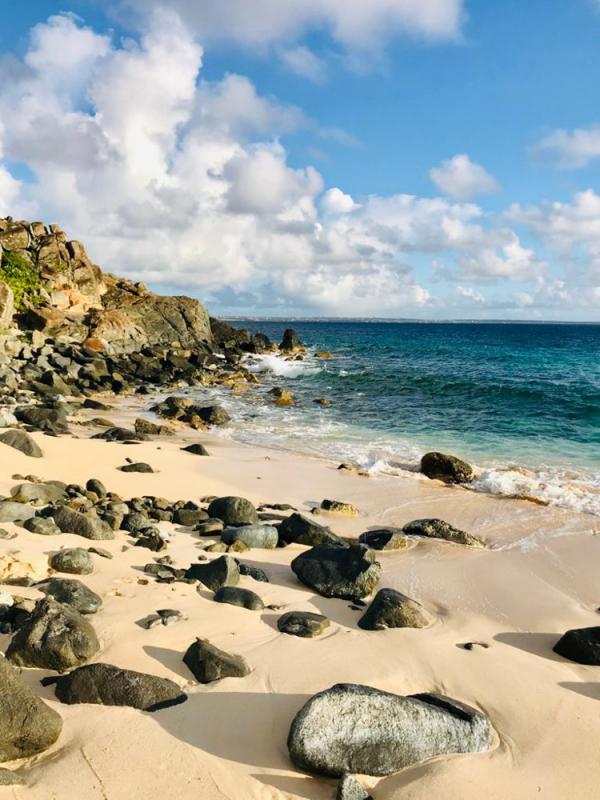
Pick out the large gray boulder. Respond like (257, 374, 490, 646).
(49, 548, 94, 575)
(52, 506, 114, 540)
(420, 452, 474, 484)
(403, 518, 484, 548)
(279, 513, 345, 547)
(0, 429, 43, 458)
(0, 656, 62, 761)
(51, 663, 186, 710)
(183, 638, 252, 683)
(291, 544, 381, 600)
(221, 524, 278, 549)
(358, 588, 432, 630)
(6, 597, 100, 671)
(288, 684, 493, 777)
(207, 496, 258, 527)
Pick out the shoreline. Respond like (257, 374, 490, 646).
(0, 396, 598, 798)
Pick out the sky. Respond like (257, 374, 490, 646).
(0, 1, 600, 320)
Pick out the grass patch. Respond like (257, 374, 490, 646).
(0, 250, 42, 311)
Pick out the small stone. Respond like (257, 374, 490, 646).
(186, 555, 240, 592)
(336, 774, 371, 800)
(119, 462, 154, 473)
(23, 516, 61, 536)
(183, 638, 252, 683)
(88, 546, 112, 559)
(181, 443, 210, 456)
(213, 586, 264, 611)
(320, 499, 360, 516)
(358, 588, 432, 630)
(278, 611, 330, 638)
(49, 548, 94, 575)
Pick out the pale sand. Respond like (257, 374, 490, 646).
(0, 412, 599, 799)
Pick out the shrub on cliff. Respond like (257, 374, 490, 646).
(0, 250, 41, 311)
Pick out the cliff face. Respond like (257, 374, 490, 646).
(0, 217, 212, 351)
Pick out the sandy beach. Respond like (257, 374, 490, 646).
(0, 402, 598, 800)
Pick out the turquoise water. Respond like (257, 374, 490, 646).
(203, 321, 600, 514)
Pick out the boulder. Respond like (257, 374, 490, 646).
(0, 656, 62, 762)
(358, 529, 408, 551)
(280, 329, 303, 351)
(49, 548, 94, 575)
(6, 597, 100, 671)
(0, 429, 42, 457)
(52, 663, 186, 711)
(11, 482, 65, 505)
(279, 513, 345, 547)
(15, 405, 68, 434)
(36, 578, 102, 615)
(207, 496, 259, 527)
(24, 516, 61, 536)
(402, 518, 484, 548)
(420, 452, 474, 484)
(269, 387, 295, 406)
(183, 638, 252, 683)
(291, 544, 381, 600)
(0, 501, 37, 523)
(181, 443, 210, 456)
(119, 462, 154, 473)
(196, 405, 231, 426)
(358, 589, 432, 630)
(553, 626, 600, 665)
(320, 499, 359, 517)
(238, 562, 269, 583)
(287, 684, 493, 777)
(213, 586, 264, 611)
(185, 555, 240, 592)
(221, 524, 278, 549)
(52, 506, 114, 540)
(278, 611, 330, 638)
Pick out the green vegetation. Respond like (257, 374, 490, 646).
(0, 250, 42, 311)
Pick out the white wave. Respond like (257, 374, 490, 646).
(472, 467, 600, 516)
(244, 353, 321, 379)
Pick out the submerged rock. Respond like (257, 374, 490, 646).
(52, 663, 186, 710)
(183, 638, 252, 683)
(287, 683, 493, 777)
(402, 518, 484, 548)
(291, 544, 381, 600)
(6, 596, 100, 671)
(358, 588, 432, 630)
(420, 452, 474, 484)
(278, 611, 330, 638)
(358, 529, 408, 551)
(207, 496, 259, 527)
(553, 626, 600, 665)
(0, 656, 62, 762)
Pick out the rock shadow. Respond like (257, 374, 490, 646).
(494, 632, 563, 662)
(559, 682, 600, 701)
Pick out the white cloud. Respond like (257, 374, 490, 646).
(279, 46, 327, 83)
(120, 0, 465, 51)
(457, 285, 484, 303)
(430, 154, 500, 199)
(0, 10, 578, 318)
(532, 125, 600, 169)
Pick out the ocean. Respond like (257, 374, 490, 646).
(190, 321, 600, 516)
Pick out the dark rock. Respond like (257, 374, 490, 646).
(207, 496, 259, 527)
(83, 399, 112, 411)
(92, 427, 142, 442)
(49, 548, 94, 575)
(11, 482, 65, 504)
(196, 405, 231, 426)
(420, 452, 474, 484)
(88, 546, 112, 559)
(278, 611, 330, 638)
(238, 563, 269, 582)
(23, 515, 61, 536)
(85, 478, 107, 498)
(52, 506, 114, 540)
(173, 508, 207, 527)
(553, 626, 600, 664)
(185, 555, 240, 592)
(287, 684, 493, 777)
(183, 638, 252, 683)
(52, 663, 187, 711)
(403, 518, 484, 548)
(358, 588, 431, 630)
(320, 499, 359, 516)
(135, 529, 168, 552)
(213, 586, 264, 611)
(6, 597, 100, 671)
(15, 405, 68, 434)
(291, 544, 381, 600)
(221, 524, 278, 549)
(280, 329, 302, 351)
(0, 656, 62, 762)
(181, 443, 210, 456)
(0, 429, 43, 457)
(119, 462, 154, 473)
(358, 529, 408, 551)
(279, 513, 345, 547)
(36, 578, 102, 614)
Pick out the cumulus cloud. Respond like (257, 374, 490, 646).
(0, 10, 575, 318)
(430, 154, 500, 199)
(532, 125, 600, 169)
(457, 286, 485, 303)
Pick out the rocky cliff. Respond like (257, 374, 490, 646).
(0, 217, 212, 351)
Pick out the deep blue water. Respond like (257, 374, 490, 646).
(206, 321, 600, 514)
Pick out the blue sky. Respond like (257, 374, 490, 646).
(1, 0, 600, 320)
